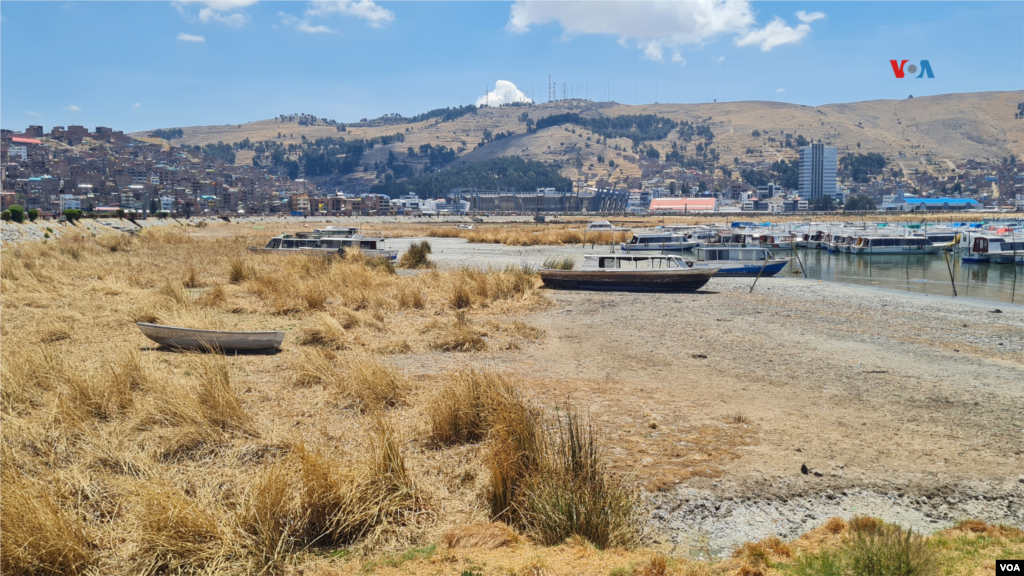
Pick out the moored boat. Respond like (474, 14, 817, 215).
(137, 322, 285, 351)
(851, 235, 943, 255)
(539, 255, 717, 292)
(621, 232, 702, 252)
(302, 234, 398, 260)
(690, 247, 792, 277)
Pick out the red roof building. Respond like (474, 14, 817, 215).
(649, 198, 717, 212)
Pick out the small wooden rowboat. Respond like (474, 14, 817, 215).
(136, 322, 285, 351)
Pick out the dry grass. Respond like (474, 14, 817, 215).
(399, 240, 434, 268)
(424, 225, 628, 247)
(425, 370, 520, 447)
(440, 522, 518, 550)
(0, 468, 92, 575)
(3, 223, 1008, 576)
(290, 348, 410, 411)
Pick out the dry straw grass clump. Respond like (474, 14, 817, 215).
(440, 522, 518, 550)
(291, 348, 410, 411)
(131, 484, 231, 575)
(425, 313, 489, 352)
(425, 372, 642, 549)
(399, 240, 434, 269)
(0, 468, 92, 575)
(136, 354, 254, 460)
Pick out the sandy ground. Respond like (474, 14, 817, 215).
(376, 238, 1024, 549)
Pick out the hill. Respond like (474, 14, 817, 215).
(131, 90, 1024, 188)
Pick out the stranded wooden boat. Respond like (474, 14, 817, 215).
(539, 255, 717, 292)
(136, 322, 285, 351)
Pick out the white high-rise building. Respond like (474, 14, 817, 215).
(799, 143, 837, 201)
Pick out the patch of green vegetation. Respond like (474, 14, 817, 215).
(361, 543, 436, 573)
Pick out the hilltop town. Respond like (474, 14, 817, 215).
(3, 91, 1023, 220)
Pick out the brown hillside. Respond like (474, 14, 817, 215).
(130, 91, 1024, 181)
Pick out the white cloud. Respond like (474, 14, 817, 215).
(279, 1, 391, 34)
(641, 40, 663, 61)
(506, 2, 823, 60)
(280, 11, 334, 33)
(476, 80, 533, 107)
(134, 103, 142, 108)
(174, 0, 257, 28)
(65, 105, 82, 111)
(796, 11, 826, 24)
(177, 32, 206, 42)
(305, 0, 394, 28)
(715, 55, 726, 63)
(671, 51, 686, 65)
(298, 21, 333, 33)
(734, 13, 819, 52)
(26, 111, 43, 117)
(776, 88, 785, 93)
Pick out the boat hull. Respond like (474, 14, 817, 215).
(136, 323, 285, 351)
(539, 269, 715, 292)
(690, 260, 790, 277)
(853, 246, 943, 255)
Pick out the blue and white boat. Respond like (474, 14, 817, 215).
(690, 247, 792, 277)
(622, 232, 702, 252)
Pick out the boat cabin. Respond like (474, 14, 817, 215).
(855, 236, 932, 248)
(580, 255, 692, 270)
(696, 247, 775, 262)
(317, 235, 387, 251)
(264, 236, 320, 250)
(627, 233, 684, 245)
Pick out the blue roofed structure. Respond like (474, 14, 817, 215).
(883, 196, 981, 211)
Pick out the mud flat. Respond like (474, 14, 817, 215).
(396, 239, 1024, 550)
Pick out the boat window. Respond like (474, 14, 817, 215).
(281, 240, 295, 249)
(269, 239, 281, 249)
(598, 257, 618, 269)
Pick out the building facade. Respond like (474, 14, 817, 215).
(798, 143, 837, 201)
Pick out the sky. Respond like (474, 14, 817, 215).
(1, 1, 1022, 133)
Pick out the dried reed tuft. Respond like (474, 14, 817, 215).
(0, 470, 92, 575)
(132, 485, 229, 574)
(440, 522, 517, 550)
(297, 312, 349, 349)
(426, 313, 488, 352)
(519, 405, 642, 549)
(399, 241, 434, 269)
(228, 255, 259, 284)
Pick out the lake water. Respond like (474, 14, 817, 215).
(788, 249, 1023, 305)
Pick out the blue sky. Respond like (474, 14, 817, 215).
(2, 1, 1021, 133)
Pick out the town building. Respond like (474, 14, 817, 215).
(798, 143, 837, 201)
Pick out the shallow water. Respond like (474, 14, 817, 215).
(789, 249, 1023, 304)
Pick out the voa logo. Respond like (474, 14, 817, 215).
(997, 559, 1023, 574)
(890, 59, 935, 78)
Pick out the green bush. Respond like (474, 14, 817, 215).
(63, 209, 84, 223)
(520, 406, 642, 549)
(1, 211, 10, 222)
(788, 523, 938, 576)
(27, 208, 39, 222)
(8, 205, 25, 223)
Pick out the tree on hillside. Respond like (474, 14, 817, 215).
(844, 194, 875, 211)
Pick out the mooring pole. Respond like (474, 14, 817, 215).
(943, 250, 958, 297)
(750, 250, 772, 293)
